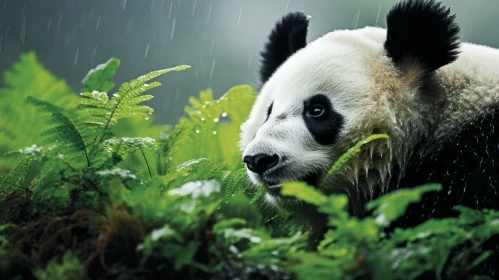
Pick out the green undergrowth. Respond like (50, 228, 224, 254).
(0, 52, 497, 280)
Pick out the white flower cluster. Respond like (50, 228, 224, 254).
(168, 180, 221, 199)
(19, 144, 44, 158)
(96, 168, 137, 179)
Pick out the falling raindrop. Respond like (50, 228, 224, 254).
(375, 5, 382, 26)
(214, 118, 219, 123)
(209, 58, 216, 80)
(300, 0, 305, 11)
(237, 6, 243, 27)
(222, 112, 227, 117)
(150, 0, 156, 13)
(121, 0, 127, 10)
(56, 14, 62, 34)
(206, 3, 212, 24)
(21, 3, 25, 18)
(161, 0, 165, 8)
(90, 45, 98, 66)
(247, 56, 253, 68)
(285, 0, 290, 13)
(96, 16, 100, 31)
(192, 0, 196, 16)
(170, 18, 176, 38)
(168, 1, 173, 19)
(178, 0, 182, 7)
(47, 17, 52, 32)
(144, 43, 150, 58)
(3, 0, 7, 9)
(210, 35, 215, 56)
(20, 17, 26, 45)
(74, 47, 79, 65)
(80, 12, 86, 27)
(125, 20, 133, 37)
(353, 10, 360, 29)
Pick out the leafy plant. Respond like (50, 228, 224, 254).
(0, 53, 496, 280)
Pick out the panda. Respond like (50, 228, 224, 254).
(239, 0, 499, 234)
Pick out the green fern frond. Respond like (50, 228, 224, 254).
(165, 85, 256, 171)
(321, 134, 390, 185)
(26, 96, 90, 167)
(104, 65, 190, 129)
(0, 158, 32, 197)
(221, 167, 249, 203)
(79, 65, 189, 153)
(103, 137, 157, 178)
(0, 52, 79, 173)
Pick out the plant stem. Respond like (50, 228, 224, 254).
(139, 147, 152, 179)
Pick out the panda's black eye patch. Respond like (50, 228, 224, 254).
(265, 102, 273, 122)
(303, 94, 344, 145)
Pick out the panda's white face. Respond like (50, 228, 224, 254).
(240, 29, 386, 207)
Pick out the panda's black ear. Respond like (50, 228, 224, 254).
(384, 0, 460, 73)
(259, 12, 309, 83)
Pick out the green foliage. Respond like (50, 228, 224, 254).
(34, 251, 85, 280)
(165, 86, 256, 171)
(0, 52, 79, 173)
(367, 184, 442, 227)
(81, 57, 120, 93)
(0, 53, 496, 280)
(26, 96, 91, 166)
(322, 133, 389, 184)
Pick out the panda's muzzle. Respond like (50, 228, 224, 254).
(243, 154, 280, 175)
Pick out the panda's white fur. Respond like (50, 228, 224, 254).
(239, 0, 499, 221)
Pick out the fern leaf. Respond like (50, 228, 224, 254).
(104, 65, 190, 130)
(103, 137, 156, 153)
(0, 52, 78, 173)
(0, 158, 32, 197)
(321, 134, 390, 185)
(26, 96, 90, 167)
(221, 167, 249, 203)
(79, 65, 189, 152)
(81, 58, 120, 93)
(165, 85, 256, 171)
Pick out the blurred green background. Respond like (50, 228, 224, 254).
(1, 0, 498, 124)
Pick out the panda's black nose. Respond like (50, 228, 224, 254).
(243, 154, 280, 174)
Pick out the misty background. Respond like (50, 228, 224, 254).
(1, 0, 498, 125)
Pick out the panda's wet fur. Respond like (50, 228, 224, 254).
(240, 0, 499, 274)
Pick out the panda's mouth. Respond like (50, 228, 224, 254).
(262, 173, 319, 197)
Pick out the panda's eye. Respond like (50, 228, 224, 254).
(309, 104, 325, 118)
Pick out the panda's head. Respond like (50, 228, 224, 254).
(240, 0, 460, 214)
